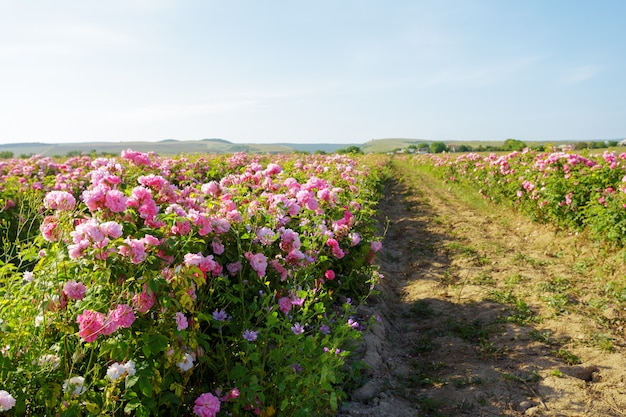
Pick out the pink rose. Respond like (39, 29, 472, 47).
(175, 312, 188, 331)
(193, 392, 220, 417)
(63, 280, 86, 300)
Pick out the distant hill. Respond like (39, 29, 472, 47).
(200, 138, 231, 144)
(0, 139, 358, 157)
(3, 137, 620, 158)
(361, 138, 426, 153)
(273, 143, 359, 153)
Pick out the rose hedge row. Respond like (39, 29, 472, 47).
(415, 149, 626, 246)
(0, 151, 388, 416)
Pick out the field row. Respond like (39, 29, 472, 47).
(416, 149, 626, 247)
(0, 151, 387, 416)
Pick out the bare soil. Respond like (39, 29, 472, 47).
(340, 159, 626, 417)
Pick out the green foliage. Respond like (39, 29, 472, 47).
(415, 149, 626, 247)
(0, 152, 388, 415)
(429, 142, 447, 154)
(336, 145, 363, 155)
(503, 138, 527, 151)
(552, 348, 581, 365)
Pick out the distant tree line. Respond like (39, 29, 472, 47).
(397, 139, 621, 154)
(336, 145, 364, 155)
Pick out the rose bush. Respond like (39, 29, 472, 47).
(416, 149, 626, 246)
(0, 151, 388, 416)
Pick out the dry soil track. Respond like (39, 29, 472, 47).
(340, 158, 626, 417)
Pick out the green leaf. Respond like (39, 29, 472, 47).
(330, 392, 338, 411)
(136, 404, 151, 417)
(85, 402, 100, 414)
(124, 399, 141, 413)
(266, 311, 278, 326)
(141, 343, 151, 358)
(125, 375, 139, 389)
(149, 334, 169, 354)
(138, 377, 152, 397)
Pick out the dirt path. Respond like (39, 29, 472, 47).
(340, 158, 626, 417)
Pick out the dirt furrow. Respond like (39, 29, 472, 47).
(341, 161, 626, 417)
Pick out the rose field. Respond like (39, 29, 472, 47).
(5, 147, 626, 416)
(420, 149, 626, 247)
(0, 150, 387, 416)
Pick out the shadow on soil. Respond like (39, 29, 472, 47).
(342, 177, 602, 417)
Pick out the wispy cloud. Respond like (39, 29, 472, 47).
(562, 65, 600, 84)
(420, 56, 545, 89)
(54, 23, 138, 46)
(97, 101, 258, 124)
(0, 21, 139, 59)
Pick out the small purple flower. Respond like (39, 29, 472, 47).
(212, 310, 228, 321)
(290, 363, 302, 372)
(319, 324, 330, 335)
(347, 318, 359, 329)
(243, 329, 258, 342)
(291, 323, 305, 335)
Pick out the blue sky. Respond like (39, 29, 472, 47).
(1, 0, 625, 144)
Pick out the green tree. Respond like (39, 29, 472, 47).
(0, 151, 14, 158)
(503, 138, 527, 151)
(429, 142, 447, 153)
(336, 145, 363, 155)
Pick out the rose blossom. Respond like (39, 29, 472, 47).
(371, 241, 383, 252)
(63, 376, 86, 396)
(63, 280, 86, 300)
(44, 191, 76, 211)
(132, 288, 156, 313)
(244, 252, 267, 277)
(100, 221, 123, 238)
(193, 392, 221, 417)
(278, 297, 292, 314)
(77, 310, 105, 343)
(108, 304, 135, 329)
(177, 353, 194, 372)
(175, 312, 188, 331)
(0, 390, 16, 411)
(106, 362, 126, 381)
(104, 189, 128, 212)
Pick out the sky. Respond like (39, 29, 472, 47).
(1, 0, 625, 144)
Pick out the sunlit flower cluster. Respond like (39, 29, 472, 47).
(0, 150, 386, 415)
(419, 149, 626, 245)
